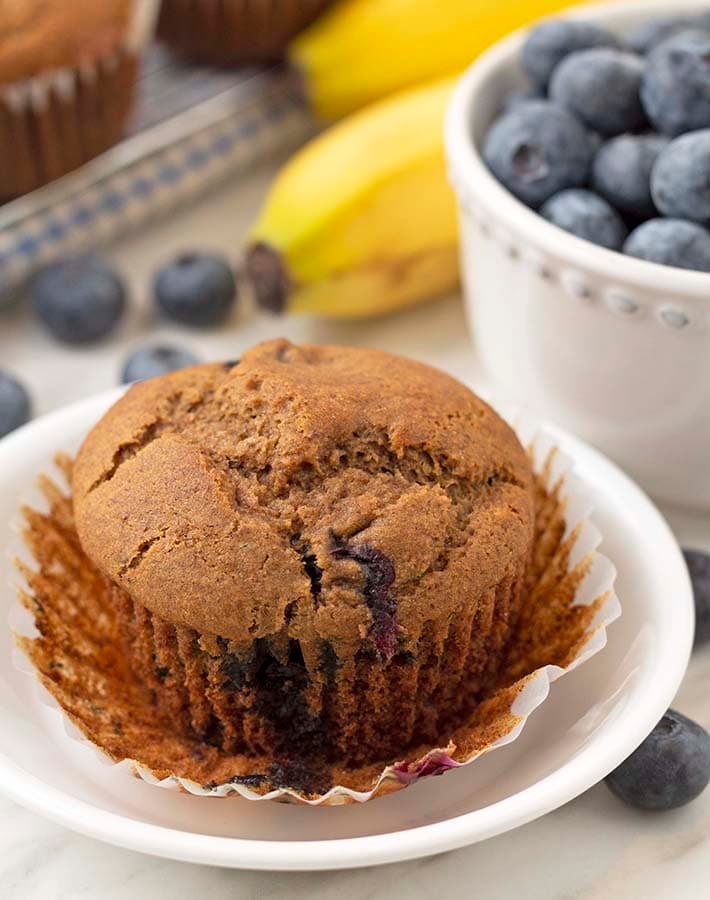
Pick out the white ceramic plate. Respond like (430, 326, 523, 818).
(0, 391, 693, 870)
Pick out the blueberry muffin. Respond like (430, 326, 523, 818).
(72, 339, 535, 768)
(0, 0, 148, 198)
(157, 0, 330, 65)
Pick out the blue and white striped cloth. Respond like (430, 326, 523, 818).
(0, 54, 311, 300)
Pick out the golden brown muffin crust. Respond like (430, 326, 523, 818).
(73, 339, 534, 664)
(0, 0, 132, 83)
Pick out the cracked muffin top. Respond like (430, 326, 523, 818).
(73, 339, 535, 665)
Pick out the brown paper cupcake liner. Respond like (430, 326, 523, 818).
(0, 0, 159, 198)
(157, 0, 331, 64)
(11, 424, 619, 805)
(111, 562, 527, 767)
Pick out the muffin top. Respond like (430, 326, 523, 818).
(0, 0, 133, 84)
(73, 339, 534, 665)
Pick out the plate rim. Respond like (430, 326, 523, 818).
(0, 389, 694, 871)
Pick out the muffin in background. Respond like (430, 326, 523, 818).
(71, 339, 535, 769)
(0, 0, 156, 198)
(157, 0, 330, 64)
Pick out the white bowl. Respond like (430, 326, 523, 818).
(0, 391, 692, 869)
(446, 0, 710, 510)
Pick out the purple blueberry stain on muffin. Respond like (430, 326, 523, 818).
(296, 541, 323, 600)
(331, 533, 399, 660)
(221, 773, 268, 790)
(393, 750, 461, 784)
(219, 638, 330, 764)
(207, 762, 333, 796)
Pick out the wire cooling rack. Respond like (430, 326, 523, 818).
(0, 46, 312, 301)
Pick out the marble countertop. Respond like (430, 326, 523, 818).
(2, 158, 709, 900)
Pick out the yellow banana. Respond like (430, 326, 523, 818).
(291, 0, 583, 119)
(246, 77, 458, 319)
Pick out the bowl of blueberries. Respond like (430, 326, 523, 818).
(446, 0, 710, 510)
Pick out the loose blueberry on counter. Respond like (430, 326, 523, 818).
(521, 20, 620, 90)
(591, 133, 669, 220)
(154, 253, 237, 327)
(626, 14, 706, 54)
(482, 100, 594, 209)
(642, 30, 710, 136)
(540, 188, 627, 250)
(549, 48, 646, 137)
(651, 130, 710, 225)
(684, 549, 710, 648)
(606, 710, 710, 810)
(121, 345, 200, 383)
(31, 256, 126, 344)
(0, 371, 31, 438)
(623, 219, 710, 272)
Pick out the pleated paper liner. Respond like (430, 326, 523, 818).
(0, 0, 159, 198)
(11, 424, 619, 806)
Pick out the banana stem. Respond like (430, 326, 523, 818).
(245, 242, 291, 314)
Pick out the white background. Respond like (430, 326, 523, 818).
(1, 157, 709, 899)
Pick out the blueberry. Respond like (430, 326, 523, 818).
(483, 100, 594, 209)
(626, 13, 710, 55)
(591, 133, 669, 219)
(684, 549, 710, 648)
(540, 188, 627, 250)
(121, 345, 200, 383)
(642, 30, 710, 136)
(31, 256, 126, 344)
(606, 710, 710, 810)
(154, 253, 236, 327)
(0, 371, 31, 438)
(521, 20, 620, 90)
(623, 219, 710, 271)
(627, 15, 704, 54)
(651, 130, 710, 224)
(549, 48, 646, 137)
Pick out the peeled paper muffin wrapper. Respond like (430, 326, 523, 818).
(10, 420, 620, 806)
(0, 0, 159, 197)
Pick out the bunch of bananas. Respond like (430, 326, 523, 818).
(247, 0, 578, 318)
